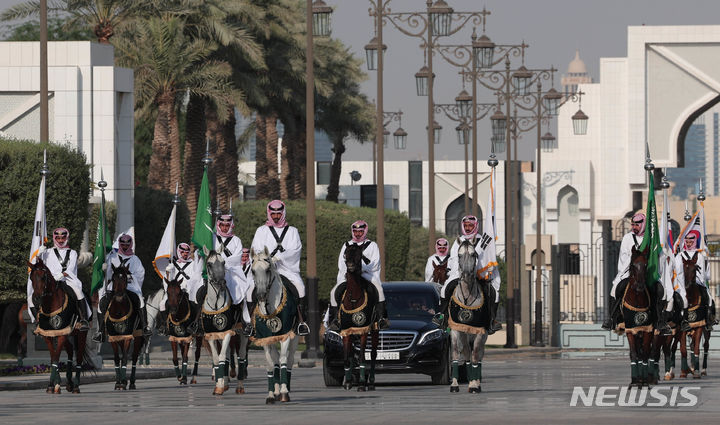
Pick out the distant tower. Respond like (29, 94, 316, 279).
(562, 50, 592, 94)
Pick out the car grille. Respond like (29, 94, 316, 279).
(354, 331, 417, 351)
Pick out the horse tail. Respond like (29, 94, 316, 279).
(0, 302, 22, 353)
(80, 339, 100, 372)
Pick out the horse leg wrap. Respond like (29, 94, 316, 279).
(471, 363, 480, 382)
(114, 366, 121, 382)
(287, 370, 292, 391)
(630, 362, 638, 379)
(359, 364, 366, 383)
(66, 360, 73, 384)
(664, 353, 672, 373)
(50, 364, 58, 386)
(75, 364, 81, 386)
(273, 365, 280, 387)
(267, 371, 275, 392)
(344, 366, 353, 384)
(703, 352, 708, 370)
(681, 355, 689, 372)
(192, 361, 199, 376)
(222, 360, 229, 378)
(238, 358, 247, 380)
(478, 362, 482, 382)
(214, 365, 220, 383)
(451, 361, 459, 380)
(280, 364, 288, 388)
(182, 362, 187, 378)
(174, 365, 181, 378)
(131, 365, 137, 383)
(693, 354, 700, 371)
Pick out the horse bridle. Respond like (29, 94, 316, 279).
(458, 242, 480, 305)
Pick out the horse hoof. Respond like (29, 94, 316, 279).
(450, 385, 459, 393)
(274, 393, 281, 401)
(213, 387, 223, 395)
(236, 387, 245, 394)
(191, 378, 197, 385)
(66, 385, 74, 393)
(129, 383, 136, 390)
(266, 397, 275, 404)
(693, 374, 701, 379)
(72, 388, 80, 394)
(281, 393, 290, 402)
(368, 384, 375, 391)
(701, 370, 707, 376)
(46, 386, 53, 393)
(343, 383, 353, 391)
(54, 385, 61, 394)
(230, 370, 237, 378)
(357, 386, 366, 392)
(664, 373, 673, 381)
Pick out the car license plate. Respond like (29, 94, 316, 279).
(366, 351, 400, 361)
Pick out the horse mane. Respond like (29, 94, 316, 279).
(252, 251, 280, 292)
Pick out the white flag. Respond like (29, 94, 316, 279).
(673, 205, 708, 256)
(478, 167, 498, 279)
(28, 174, 47, 265)
(659, 187, 674, 300)
(152, 204, 176, 278)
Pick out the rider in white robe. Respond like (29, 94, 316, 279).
(27, 227, 91, 329)
(157, 243, 204, 334)
(250, 200, 308, 335)
(424, 238, 451, 284)
(94, 234, 151, 342)
(328, 220, 389, 330)
(675, 230, 717, 330)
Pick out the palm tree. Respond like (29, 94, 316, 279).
(315, 40, 374, 202)
(114, 16, 239, 193)
(0, 0, 143, 43)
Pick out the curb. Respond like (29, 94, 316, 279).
(0, 369, 176, 391)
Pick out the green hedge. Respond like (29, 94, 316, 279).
(134, 187, 191, 294)
(0, 140, 90, 302)
(232, 200, 412, 303)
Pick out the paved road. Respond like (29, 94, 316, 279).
(2, 352, 720, 424)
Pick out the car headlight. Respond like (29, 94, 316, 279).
(325, 330, 342, 345)
(418, 329, 444, 345)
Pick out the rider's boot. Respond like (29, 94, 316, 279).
(243, 302, 255, 337)
(140, 306, 152, 337)
(486, 284, 502, 334)
(601, 280, 627, 331)
(296, 297, 310, 336)
(432, 279, 458, 327)
(327, 306, 340, 332)
(157, 309, 169, 336)
(655, 284, 672, 336)
(92, 295, 109, 343)
(377, 301, 390, 330)
(75, 299, 90, 331)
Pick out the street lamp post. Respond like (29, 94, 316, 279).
(304, 0, 332, 361)
(367, 0, 488, 262)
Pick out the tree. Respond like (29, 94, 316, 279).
(2, 15, 93, 41)
(113, 16, 239, 193)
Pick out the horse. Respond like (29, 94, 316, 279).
(139, 288, 164, 366)
(651, 292, 684, 382)
(0, 301, 28, 365)
(677, 252, 709, 379)
(199, 245, 241, 395)
(431, 260, 449, 285)
(228, 333, 250, 389)
(105, 264, 146, 390)
(447, 239, 489, 394)
(251, 247, 300, 404)
(332, 243, 379, 391)
(28, 258, 92, 394)
(164, 275, 197, 384)
(615, 246, 655, 387)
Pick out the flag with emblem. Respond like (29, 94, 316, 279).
(638, 170, 661, 288)
(91, 186, 112, 294)
(27, 158, 47, 266)
(659, 180, 675, 299)
(192, 168, 213, 260)
(152, 202, 177, 279)
(478, 166, 498, 279)
(673, 203, 708, 256)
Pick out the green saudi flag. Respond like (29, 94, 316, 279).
(638, 170, 661, 288)
(91, 195, 111, 294)
(191, 168, 214, 277)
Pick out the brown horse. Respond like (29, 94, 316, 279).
(105, 264, 145, 390)
(0, 301, 28, 365)
(677, 252, 708, 379)
(431, 260, 449, 285)
(652, 292, 684, 382)
(164, 276, 196, 385)
(333, 243, 379, 391)
(28, 259, 91, 394)
(617, 246, 654, 388)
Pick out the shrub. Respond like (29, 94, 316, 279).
(0, 140, 90, 302)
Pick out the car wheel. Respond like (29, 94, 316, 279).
(431, 345, 450, 385)
(323, 355, 343, 387)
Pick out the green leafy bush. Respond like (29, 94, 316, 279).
(0, 140, 90, 302)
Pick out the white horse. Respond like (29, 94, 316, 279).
(251, 247, 299, 404)
(140, 288, 164, 366)
(448, 239, 489, 393)
(201, 245, 236, 395)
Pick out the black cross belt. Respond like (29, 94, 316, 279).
(269, 226, 289, 257)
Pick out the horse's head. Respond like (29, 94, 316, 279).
(344, 243, 364, 275)
(682, 251, 699, 289)
(457, 239, 478, 282)
(252, 247, 277, 303)
(203, 245, 226, 288)
(111, 263, 131, 296)
(164, 276, 185, 315)
(629, 245, 649, 291)
(27, 258, 56, 300)
(432, 262, 448, 284)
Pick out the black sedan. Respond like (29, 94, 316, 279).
(323, 281, 450, 386)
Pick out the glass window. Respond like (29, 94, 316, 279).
(317, 161, 331, 185)
(409, 161, 422, 223)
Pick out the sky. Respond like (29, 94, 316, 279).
(2, 0, 720, 162)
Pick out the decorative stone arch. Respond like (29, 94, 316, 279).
(557, 185, 579, 244)
(444, 195, 482, 238)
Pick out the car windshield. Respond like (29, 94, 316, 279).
(384, 287, 439, 319)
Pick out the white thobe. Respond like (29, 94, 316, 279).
(99, 252, 146, 310)
(331, 240, 385, 306)
(251, 225, 304, 298)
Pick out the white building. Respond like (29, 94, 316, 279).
(0, 41, 134, 231)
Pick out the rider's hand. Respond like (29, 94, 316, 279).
(53, 272, 65, 281)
